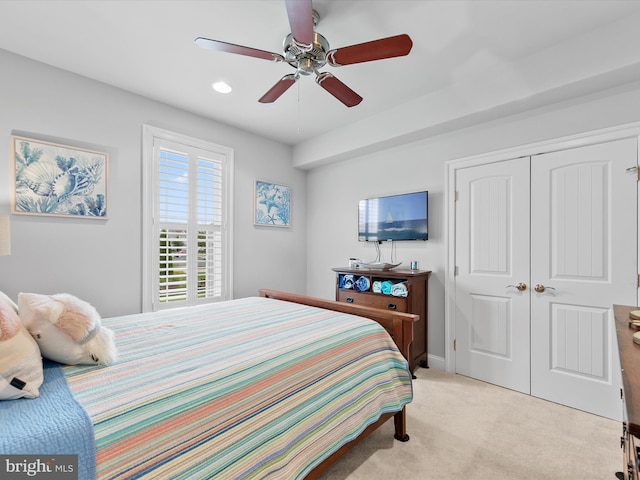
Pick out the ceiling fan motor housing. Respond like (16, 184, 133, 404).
(283, 32, 329, 75)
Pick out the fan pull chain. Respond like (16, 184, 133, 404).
(297, 80, 301, 135)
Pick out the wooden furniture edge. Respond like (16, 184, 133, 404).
(259, 289, 418, 362)
(259, 288, 414, 478)
(304, 411, 396, 480)
(614, 304, 640, 436)
(331, 266, 432, 277)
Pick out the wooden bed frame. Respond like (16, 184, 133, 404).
(259, 289, 419, 479)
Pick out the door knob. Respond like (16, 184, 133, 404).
(534, 283, 556, 293)
(506, 282, 527, 291)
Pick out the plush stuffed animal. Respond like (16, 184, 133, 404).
(0, 291, 43, 399)
(18, 292, 117, 365)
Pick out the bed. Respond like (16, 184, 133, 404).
(1, 289, 417, 479)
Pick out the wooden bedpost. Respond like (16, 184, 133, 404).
(394, 408, 409, 442)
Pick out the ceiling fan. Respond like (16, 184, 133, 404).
(195, 0, 413, 107)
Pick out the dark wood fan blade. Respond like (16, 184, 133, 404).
(195, 37, 284, 62)
(258, 74, 297, 103)
(284, 0, 314, 48)
(327, 34, 413, 66)
(316, 72, 362, 107)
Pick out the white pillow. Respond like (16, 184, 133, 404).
(0, 290, 18, 312)
(0, 291, 43, 400)
(18, 292, 117, 365)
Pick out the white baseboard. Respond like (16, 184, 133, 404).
(420, 354, 445, 371)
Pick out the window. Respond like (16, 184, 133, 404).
(143, 126, 233, 311)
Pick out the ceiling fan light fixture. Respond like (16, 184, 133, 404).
(212, 81, 233, 94)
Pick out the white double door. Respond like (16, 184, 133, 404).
(454, 138, 637, 419)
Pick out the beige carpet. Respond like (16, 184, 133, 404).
(319, 368, 621, 480)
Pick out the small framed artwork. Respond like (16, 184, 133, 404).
(254, 180, 291, 227)
(11, 135, 108, 219)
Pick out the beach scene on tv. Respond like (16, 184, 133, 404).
(358, 191, 428, 242)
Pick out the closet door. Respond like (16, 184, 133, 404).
(454, 158, 531, 394)
(530, 139, 637, 419)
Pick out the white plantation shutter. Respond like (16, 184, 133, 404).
(143, 126, 232, 311)
(195, 157, 224, 299)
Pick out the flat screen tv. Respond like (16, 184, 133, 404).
(358, 191, 428, 242)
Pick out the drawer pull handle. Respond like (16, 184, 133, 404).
(387, 303, 397, 310)
(346, 297, 354, 303)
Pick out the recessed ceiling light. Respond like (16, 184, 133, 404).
(212, 81, 232, 94)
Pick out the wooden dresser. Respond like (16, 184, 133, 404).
(332, 267, 430, 372)
(614, 305, 640, 480)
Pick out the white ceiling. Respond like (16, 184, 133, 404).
(1, 0, 640, 165)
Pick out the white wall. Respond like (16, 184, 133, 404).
(306, 81, 640, 362)
(0, 49, 306, 317)
(2, 48, 639, 363)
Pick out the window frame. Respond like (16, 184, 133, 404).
(142, 125, 234, 312)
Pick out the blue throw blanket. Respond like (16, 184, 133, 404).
(0, 360, 96, 480)
(354, 275, 370, 292)
(340, 274, 355, 289)
(391, 281, 408, 297)
(381, 280, 394, 295)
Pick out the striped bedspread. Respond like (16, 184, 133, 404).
(63, 296, 413, 479)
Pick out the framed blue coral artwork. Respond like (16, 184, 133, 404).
(254, 180, 291, 227)
(11, 136, 108, 219)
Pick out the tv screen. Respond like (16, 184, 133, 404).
(358, 191, 428, 242)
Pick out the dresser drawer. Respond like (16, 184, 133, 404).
(337, 290, 408, 312)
